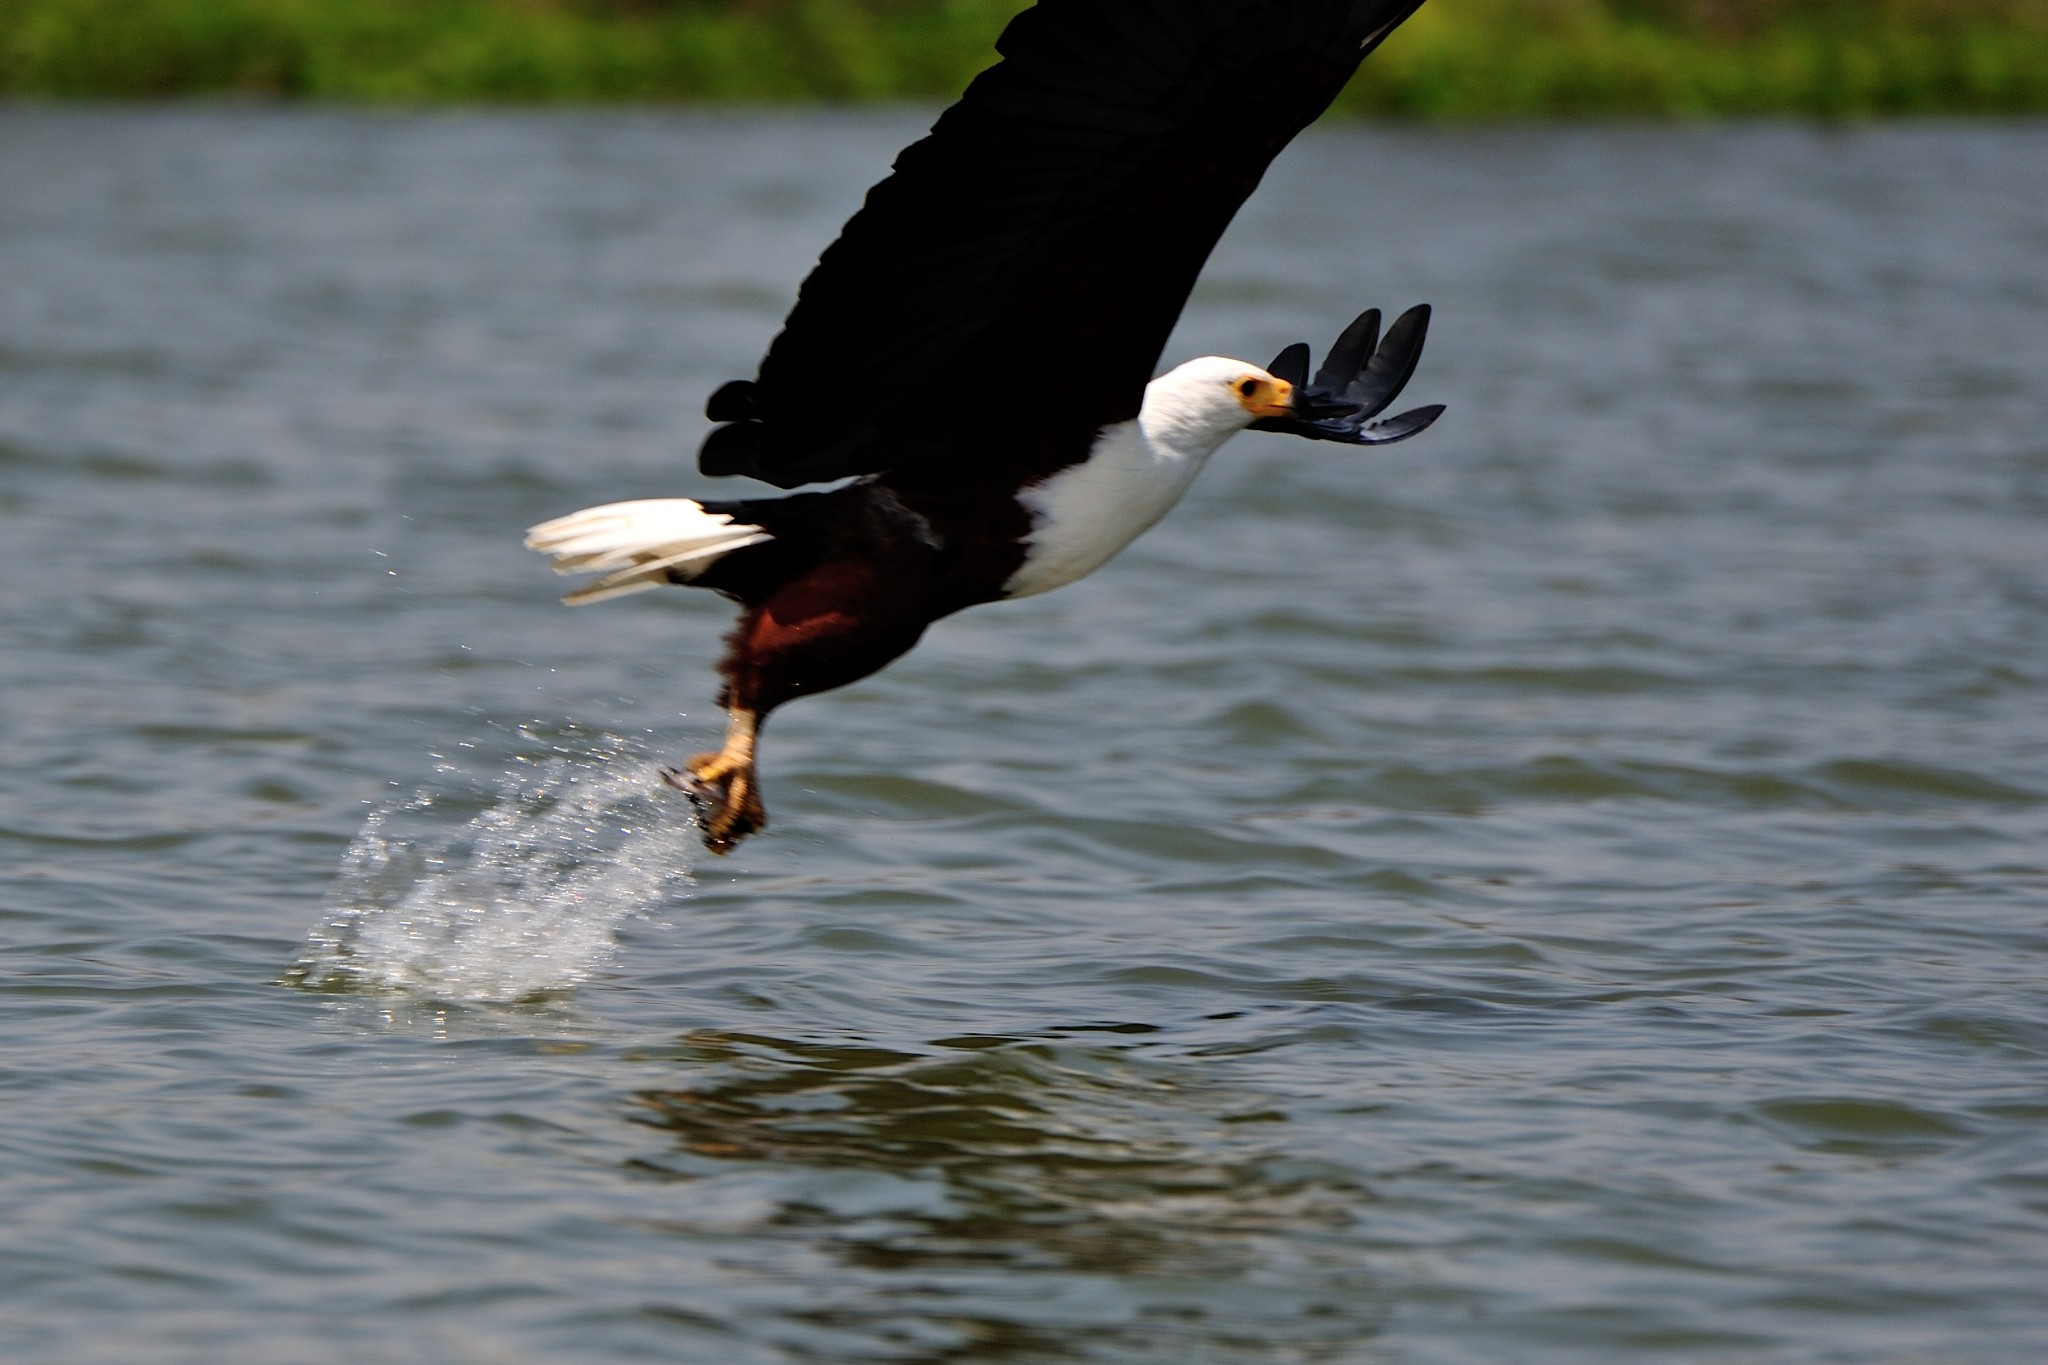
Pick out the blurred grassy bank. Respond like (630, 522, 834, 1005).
(3, 0, 2045, 115)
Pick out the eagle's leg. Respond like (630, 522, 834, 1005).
(664, 706, 765, 854)
(668, 549, 935, 854)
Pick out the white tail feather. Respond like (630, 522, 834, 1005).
(524, 499, 771, 606)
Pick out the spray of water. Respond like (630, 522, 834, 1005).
(289, 731, 703, 1003)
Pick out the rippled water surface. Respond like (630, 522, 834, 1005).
(3, 111, 2045, 1363)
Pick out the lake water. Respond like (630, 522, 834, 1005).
(2, 110, 2044, 1363)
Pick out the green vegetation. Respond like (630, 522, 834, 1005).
(1350, 0, 2048, 117)
(2, 0, 2044, 115)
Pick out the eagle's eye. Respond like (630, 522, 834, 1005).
(1237, 378, 1260, 398)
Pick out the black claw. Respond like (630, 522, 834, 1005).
(661, 766, 716, 805)
(1248, 302, 1443, 448)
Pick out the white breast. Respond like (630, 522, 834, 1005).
(1002, 358, 1259, 600)
(1002, 419, 1206, 598)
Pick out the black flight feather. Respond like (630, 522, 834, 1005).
(1266, 341, 1312, 390)
(1314, 307, 1380, 393)
(1251, 303, 1444, 445)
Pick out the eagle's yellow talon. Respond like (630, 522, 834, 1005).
(684, 750, 738, 784)
(670, 709, 765, 854)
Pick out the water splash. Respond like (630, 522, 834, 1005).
(290, 731, 702, 1002)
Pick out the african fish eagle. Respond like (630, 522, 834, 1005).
(526, 0, 1445, 853)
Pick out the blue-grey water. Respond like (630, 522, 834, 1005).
(2, 110, 2045, 1363)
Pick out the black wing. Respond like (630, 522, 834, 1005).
(700, 0, 1431, 489)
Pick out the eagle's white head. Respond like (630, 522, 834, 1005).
(1140, 355, 1294, 456)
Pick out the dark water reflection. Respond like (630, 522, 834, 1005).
(1, 110, 2045, 1363)
(630, 1029, 1388, 1360)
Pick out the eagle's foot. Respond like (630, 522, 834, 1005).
(663, 757, 767, 854)
(662, 723, 766, 854)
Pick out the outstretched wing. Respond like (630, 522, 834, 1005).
(700, 0, 1430, 490)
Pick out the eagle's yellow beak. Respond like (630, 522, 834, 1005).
(1234, 375, 1294, 419)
